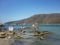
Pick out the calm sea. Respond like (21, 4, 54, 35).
(4, 24, 60, 45)
(4, 24, 60, 34)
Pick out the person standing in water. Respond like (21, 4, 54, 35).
(32, 23, 38, 31)
(8, 26, 14, 31)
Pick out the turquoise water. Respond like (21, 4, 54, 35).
(4, 24, 60, 34)
(4, 24, 60, 45)
(39, 25, 60, 34)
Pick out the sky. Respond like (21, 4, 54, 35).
(0, 0, 60, 23)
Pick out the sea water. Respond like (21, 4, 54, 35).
(4, 24, 60, 45)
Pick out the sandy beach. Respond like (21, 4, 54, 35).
(0, 38, 11, 45)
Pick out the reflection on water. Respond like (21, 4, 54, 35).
(4, 25, 60, 45)
(12, 38, 40, 45)
(11, 34, 60, 45)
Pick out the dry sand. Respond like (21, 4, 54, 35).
(0, 38, 11, 45)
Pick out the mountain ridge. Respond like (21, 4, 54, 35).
(5, 13, 60, 24)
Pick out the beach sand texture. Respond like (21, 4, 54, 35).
(0, 39, 11, 45)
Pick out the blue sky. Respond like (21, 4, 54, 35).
(0, 0, 60, 23)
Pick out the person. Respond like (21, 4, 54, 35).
(32, 23, 38, 31)
(8, 26, 14, 31)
